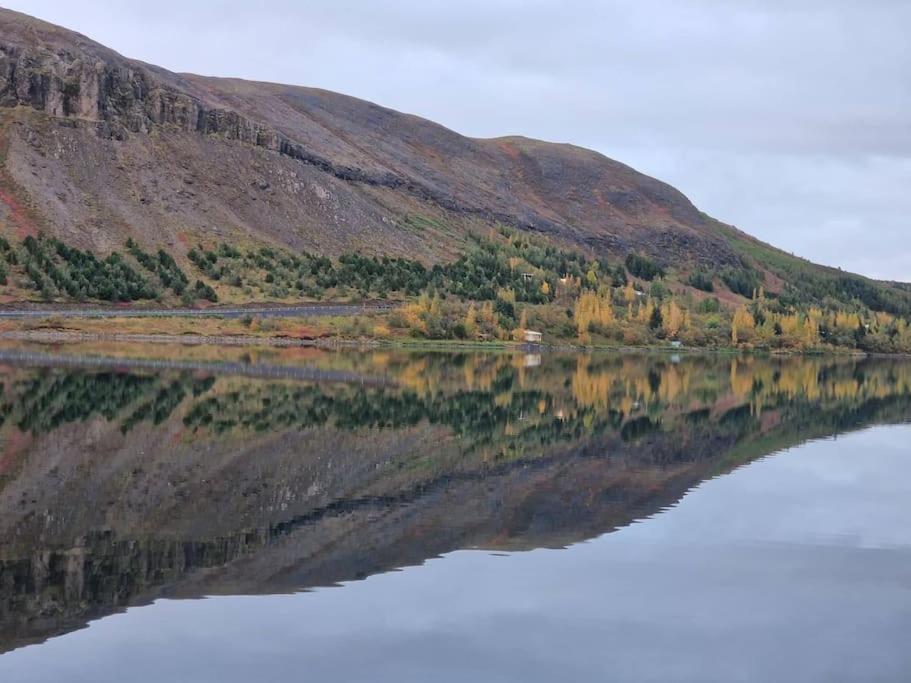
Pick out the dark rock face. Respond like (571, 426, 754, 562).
(0, 7, 741, 267)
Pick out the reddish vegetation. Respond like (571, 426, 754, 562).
(0, 187, 36, 239)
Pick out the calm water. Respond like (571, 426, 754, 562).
(0, 347, 909, 682)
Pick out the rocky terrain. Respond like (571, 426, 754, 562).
(0, 7, 751, 268)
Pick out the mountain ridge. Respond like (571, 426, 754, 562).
(0, 6, 739, 266)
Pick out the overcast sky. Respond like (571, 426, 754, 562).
(9, 1, 910, 280)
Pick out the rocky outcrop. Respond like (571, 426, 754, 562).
(0, 43, 334, 168)
(0, 39, 545, 235)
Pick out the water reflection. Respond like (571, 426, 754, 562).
(0, 349, 909, 654)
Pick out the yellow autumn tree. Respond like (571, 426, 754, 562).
(574, 291, 614, 340)
(477, 300, 499, 338)
(400, 293, 432, 335)
(731, 306, 755, 345)
(464, 303, 478, 339)
(637, 298, 655, 325)
(662, 300, 686, 338)
(513, 308, 529, 341)
(802, 314, 819, 347)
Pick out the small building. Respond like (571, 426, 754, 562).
(669, 340, 683, 349)
(523, 330, 543, 343)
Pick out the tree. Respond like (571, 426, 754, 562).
(611, 264, 627, 287)
(574, 291, 614, 340)
(649, 305, 664, 330)
(687, 268, 714, 292)
(732, 306, 755, 345)
(625, 253, 665, 281)
(194, 280, 218, 302)
(662, 300, 685, 338)
(513, 308, 529, 341)
(464, 303, 478, 339)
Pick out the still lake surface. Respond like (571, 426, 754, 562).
(0, 346, 909, 681)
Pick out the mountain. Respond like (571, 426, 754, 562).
(1, 7, 910, 335)
(0, 10, 806, 265)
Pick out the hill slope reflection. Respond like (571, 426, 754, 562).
(0, 351, 909, 653)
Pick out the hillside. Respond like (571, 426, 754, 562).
(0, 7, 909, 352)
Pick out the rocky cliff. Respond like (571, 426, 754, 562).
(0, 7, 742, 267)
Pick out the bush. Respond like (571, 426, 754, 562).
(649, 281, 669, 300)
(688, 268, 715, 292)
(697, 297, 722, 314)
(625, 253, 665, 281)
(194, 280, 218, 302)
(721, 267, 762, 298)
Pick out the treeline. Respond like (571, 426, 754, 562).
(0, 235, 216, 303)
(184, 230, 590, 304)
(730, 291, 911, 354)
(21, 235, 159, 302)
(126, 238, 188, 296)
(2, 228, 910, 354)
(731, 238, 911, 318)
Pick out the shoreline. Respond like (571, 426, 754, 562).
(0, 327, 896, 359)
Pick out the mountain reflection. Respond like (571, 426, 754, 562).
(0, 349, 909, 653)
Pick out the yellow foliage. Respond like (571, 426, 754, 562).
(512, 308, 529, 340)
(585, 268, 599, 288)
(662, 300, 686, 338)
(574, 291, 615, 340)
(464, 303, 478, 339)
(732, 306, 755, 345)
(637, 299, 654, 325)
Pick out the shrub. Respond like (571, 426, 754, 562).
(697, 297, 722, 314)
(721, 267, 762, 298)
(194, 280, 218, 302)
(625, 253, 665, 281)
(687, 268, 715, 292)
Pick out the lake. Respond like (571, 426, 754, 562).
(0, 346, 909, 682)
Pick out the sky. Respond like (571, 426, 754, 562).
(8, 1, 910, 280)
